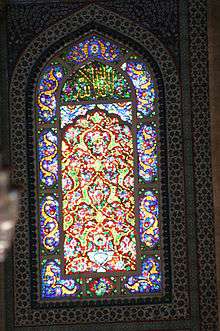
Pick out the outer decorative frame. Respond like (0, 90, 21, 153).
(5, 1, 218, 330)
(33, 32, 168, 304)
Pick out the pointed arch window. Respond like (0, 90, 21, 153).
(36, 35, 162, 300)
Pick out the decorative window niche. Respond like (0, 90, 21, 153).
(34, 34, 164, 302)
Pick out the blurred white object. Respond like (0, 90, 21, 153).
(0, 167, 19, 262)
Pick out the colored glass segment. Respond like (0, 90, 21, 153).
(61, 62, 131, 102)
(60, 102, 132, 128)
(38, 129, 58, 187)
(62, 111, 136, 274)
(137, 125, 157, 181)
(61, 104, 96, 128)
(40, 195, 59, 252)
(122, 61, 156, 118)
(63, 35, 122, 64)
(86, 277, 117, 297)
(97, 102, 132, 123)
(140, 191, 159, 248)
(124, 256, 161, 293)
(37, 64, 63, 123)
(42, 259, 82, 298)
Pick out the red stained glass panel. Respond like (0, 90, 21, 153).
(62, 111, 137, 274)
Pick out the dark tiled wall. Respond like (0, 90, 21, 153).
(209, 0, 220, 324)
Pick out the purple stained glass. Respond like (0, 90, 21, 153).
(40, 195, 59, 252)
(124, 256, 161, 294)
(42, 259, 81, 298)
(137, 125, 157, 181)
(38, 129, 58, 187)
(37, 64, 63, 123)
(122, 61, 156, 117)
(63, 35, 122, 64)
(139, 191, 159, 248)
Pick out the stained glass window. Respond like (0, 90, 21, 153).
(36, 34, 162, 300)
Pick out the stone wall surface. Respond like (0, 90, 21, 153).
(209, 0, 220, 324)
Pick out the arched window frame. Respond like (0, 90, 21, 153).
(36, 35, 163, 299)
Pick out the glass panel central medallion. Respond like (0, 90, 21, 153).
(62, 110, 137, 274)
